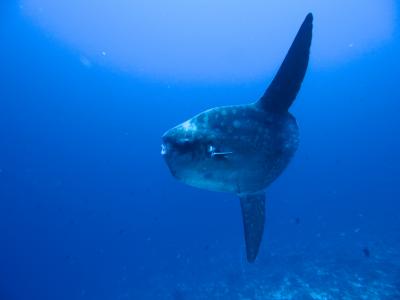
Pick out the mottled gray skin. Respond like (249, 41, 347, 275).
(162, 104, 299, 195)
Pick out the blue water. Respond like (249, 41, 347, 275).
(1, 3, 400, 300)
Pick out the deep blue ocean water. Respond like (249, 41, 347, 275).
(1, 2, 400, 299)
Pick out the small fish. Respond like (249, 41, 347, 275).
(362, 247, 370, 258)
(211, 151, 233, 158)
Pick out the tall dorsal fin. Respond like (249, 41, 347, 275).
(256, 13, 313, 113)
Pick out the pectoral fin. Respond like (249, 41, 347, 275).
(239, 191, 266, 263)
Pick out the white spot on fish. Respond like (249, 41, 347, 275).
(182, 120, 197, 131)
(182, 121, 190, 130)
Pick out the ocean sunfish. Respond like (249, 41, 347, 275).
(161, 13, 313, 262)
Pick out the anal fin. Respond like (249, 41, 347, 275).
(239, 191, 266, 263)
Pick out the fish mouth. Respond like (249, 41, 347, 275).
(161, 131, 173, 156)
(161, 132, 172, 156)
(161, 143, 168, 156)
(160, 141, 182, 180)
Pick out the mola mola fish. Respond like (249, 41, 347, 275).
(161, 13, 313, 262)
